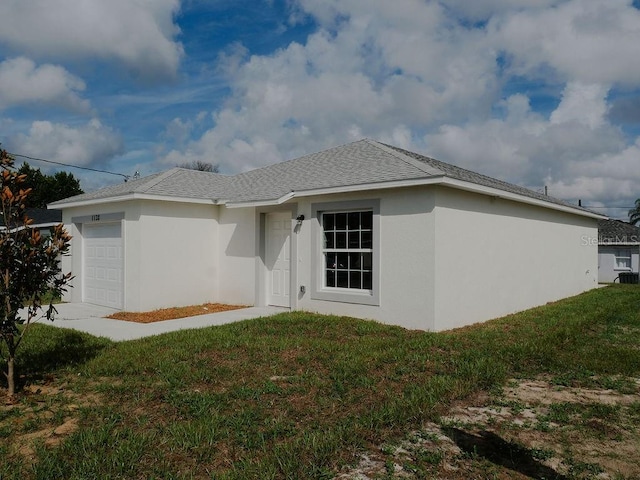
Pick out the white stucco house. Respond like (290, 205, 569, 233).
(49, 139, 603, 331)
(597, 219, 640, 283)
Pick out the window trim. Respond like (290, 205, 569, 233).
(311, 199, 380, 306)
(614, 248, 632, 271)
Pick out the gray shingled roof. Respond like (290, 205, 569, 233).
(50, 168, 233, 205)
(382, 143, 588, 213)
(224, 139, 443, 203)
(598, 219, 640, 244)
(50, 139, 597, 217)
(144, 169, 232, 200)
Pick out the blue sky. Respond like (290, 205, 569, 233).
(1, 0, 639, 219)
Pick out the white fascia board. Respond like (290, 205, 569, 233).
(292, 178, 443, 198)
(222, 192, 295, 208)
(223, 175, 603, 221)
(1, 223, 60, 233)
(224, 175, 604, 219)
(33, 222, 61, 228)
(598, 242, 640, 246)
(132, 193, 218, 205)
(439, 177, 607, 220)
(223, 178, 444, 208)
(48, 194, 137, 209)
(48, 193, 218, 209)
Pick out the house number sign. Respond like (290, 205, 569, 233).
(71, 212, 125, 224)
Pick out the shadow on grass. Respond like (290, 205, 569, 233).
(1, 324, 112, 389)
(443, 427, 568, 480)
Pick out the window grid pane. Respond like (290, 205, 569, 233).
(615, 249, 631, 269)
(322, 210, 373, 291)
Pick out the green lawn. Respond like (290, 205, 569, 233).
(1, 285, 639, 479)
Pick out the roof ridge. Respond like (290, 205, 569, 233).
(135, 168, 182, 193)
(366, 139, 445, 176)
(284, 138, 369, 165)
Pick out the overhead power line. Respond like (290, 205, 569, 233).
(8, 152, 130, 180)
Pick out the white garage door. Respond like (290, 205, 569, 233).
(83, 223, 123, 309)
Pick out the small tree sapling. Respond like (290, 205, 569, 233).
(0, 148, 72, 397)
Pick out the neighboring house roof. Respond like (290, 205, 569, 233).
(26, 208, 62, 226)
(49, 139, 603, 219)
(0, 208, 62, 230)
(598, 219, 640, 245)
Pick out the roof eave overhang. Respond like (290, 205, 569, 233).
(224, 177, 444, 207)
(598, 241, 640, 246)
(48, 193, 219, 209)
(0, 222, 60, 233)
(226, 176, 606, 220)
(48, 175, 606, 221)
(440, 178, 607, 220)
(31, 222, 61, 228)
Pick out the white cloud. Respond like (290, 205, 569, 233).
(550, 82, 609, 129)
(0, 0, 182, 81)
(161, 0, 500, 172)
(160, 112, 208, 149)
(0, 57, 90, 112)
(424, 90, 638, 216)
(9, 119, 123, 168)
(424, 95, 545, 181)
(442, 0, 563, 22)
(159, 0, 640, 218)
(489, 0, 640, 85)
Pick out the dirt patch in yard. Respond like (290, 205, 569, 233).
(336, 377, 640, 479)
(2, 381, 103, 461)
(106, 303, 248, 323)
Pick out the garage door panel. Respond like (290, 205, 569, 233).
(107, 268, 119, 282)
(83, 223, 123, 309)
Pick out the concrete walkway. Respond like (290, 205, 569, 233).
(28, 303, 288, 341)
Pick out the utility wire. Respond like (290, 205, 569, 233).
(8, 152, 130, 180)
(6, 151, 639, 205)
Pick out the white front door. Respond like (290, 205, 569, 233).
(83, 222, 123, 309)
(266, 212, 291, 307)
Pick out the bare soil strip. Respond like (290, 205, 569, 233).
(106, 303, 248, 323)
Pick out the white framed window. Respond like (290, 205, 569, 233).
(322, 210, 373, 290)
(615, 248, 632, 270)
(311, 199, 380, 305)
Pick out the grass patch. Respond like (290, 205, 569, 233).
(32, 290, 62, 305)
(1, 285, 639, 479)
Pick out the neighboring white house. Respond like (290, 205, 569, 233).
(597, 219, 640, 283)
(0, 208, 62, 236)
(49, 139, 603, 331)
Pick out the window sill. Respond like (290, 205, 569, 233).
(311, 288, 379, 306)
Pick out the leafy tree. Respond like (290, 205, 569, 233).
(179, 160, 220, 173)
(16, 163, 83, 208)
(630, 199, 640, 226)
(1, 149, 72, 398)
